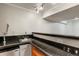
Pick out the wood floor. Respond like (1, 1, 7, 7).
(32, 46, 46, 56)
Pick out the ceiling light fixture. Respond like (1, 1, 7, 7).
(39, 6, 43, 10)
(35, 3, 44, 13)
(36, 9, 39, 13)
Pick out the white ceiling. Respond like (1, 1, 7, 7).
(3, 3, 79, 22)
(11, 3, 58, 14)
(11, 3, 36, 11)
(44, 5, 79, 22)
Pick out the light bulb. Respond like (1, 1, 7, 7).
(39, 6, 43, 10)
(36, 10, 39, 13)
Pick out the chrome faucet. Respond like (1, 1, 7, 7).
(3, 24, 9, 46)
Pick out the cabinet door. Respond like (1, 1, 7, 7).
(13, 49, 20, 56)
(20, 44, 31, 56)
(0, 49, 19, 56)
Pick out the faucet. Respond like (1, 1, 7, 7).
(3, 24, 9, 46)
(3, 34, 6, 46)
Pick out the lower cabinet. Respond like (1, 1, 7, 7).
(0, 48, 19, 56)
(0, 44, 32, 56)
(20, 44, 31, 56)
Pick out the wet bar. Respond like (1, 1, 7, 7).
(0, 35, 31, 56)
(31, 32, 79, 56)
(0, 3, 79, 56)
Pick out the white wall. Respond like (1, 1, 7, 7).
(0, 4, 37, 35)
(0, 4, 67, 36)
(0, 3, 79, 36)
(65, 20, 79, 36)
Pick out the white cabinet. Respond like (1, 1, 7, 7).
(20, 44, 31, 56)
(0, 44, 32, 56)
(0, 48, 19, 56)
(13, 48, 20, 56)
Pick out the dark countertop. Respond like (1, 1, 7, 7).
(31, 32, 79, 55)
(31, 41, 75, 56)
(0, 41, 30, 51)
(0, 34, 32, 51)
(32, 32, 79, 39)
